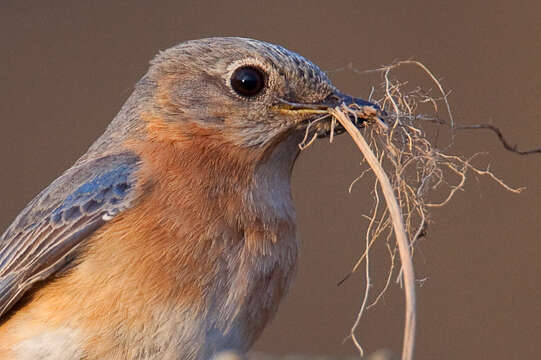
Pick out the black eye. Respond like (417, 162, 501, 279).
(230, 66, 266, 97)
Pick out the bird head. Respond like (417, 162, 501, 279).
(140, 37, 380, 151)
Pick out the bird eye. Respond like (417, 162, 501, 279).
(230, 66, 266, 97)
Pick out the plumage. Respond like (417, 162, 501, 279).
(0, 37, 379, 359)
(0, 152, 140, 319)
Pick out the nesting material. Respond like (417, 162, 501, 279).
(302, 61, 523, 360)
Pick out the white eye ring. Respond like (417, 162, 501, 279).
(225, 58, 275, 97)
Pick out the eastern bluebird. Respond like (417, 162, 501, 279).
(0, 37, 379, 359)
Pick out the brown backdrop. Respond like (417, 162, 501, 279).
(1, 1, 540, 359)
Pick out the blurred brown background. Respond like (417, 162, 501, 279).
(1, 1, 540, 359)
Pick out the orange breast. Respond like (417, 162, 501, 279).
(0, 116, 300, 359)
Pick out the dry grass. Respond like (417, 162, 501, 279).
(299, 61, 524, 360)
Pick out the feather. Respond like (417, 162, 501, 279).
(0, 152, 140, 319)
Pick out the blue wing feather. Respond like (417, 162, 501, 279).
(50, 163, 135, 226)
(0, 152, 140, 319)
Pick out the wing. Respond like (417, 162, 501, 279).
(0, 152, 140, 319)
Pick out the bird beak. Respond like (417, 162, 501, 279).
(276, 91, 384, 133)
(318, 91, 381, 112)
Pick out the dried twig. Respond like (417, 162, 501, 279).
(330, 107, 416, 360)
(299, 59, 529, 360)
(455, 124, 541, 155)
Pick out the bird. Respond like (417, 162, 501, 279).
(0, 37, 379, 360)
